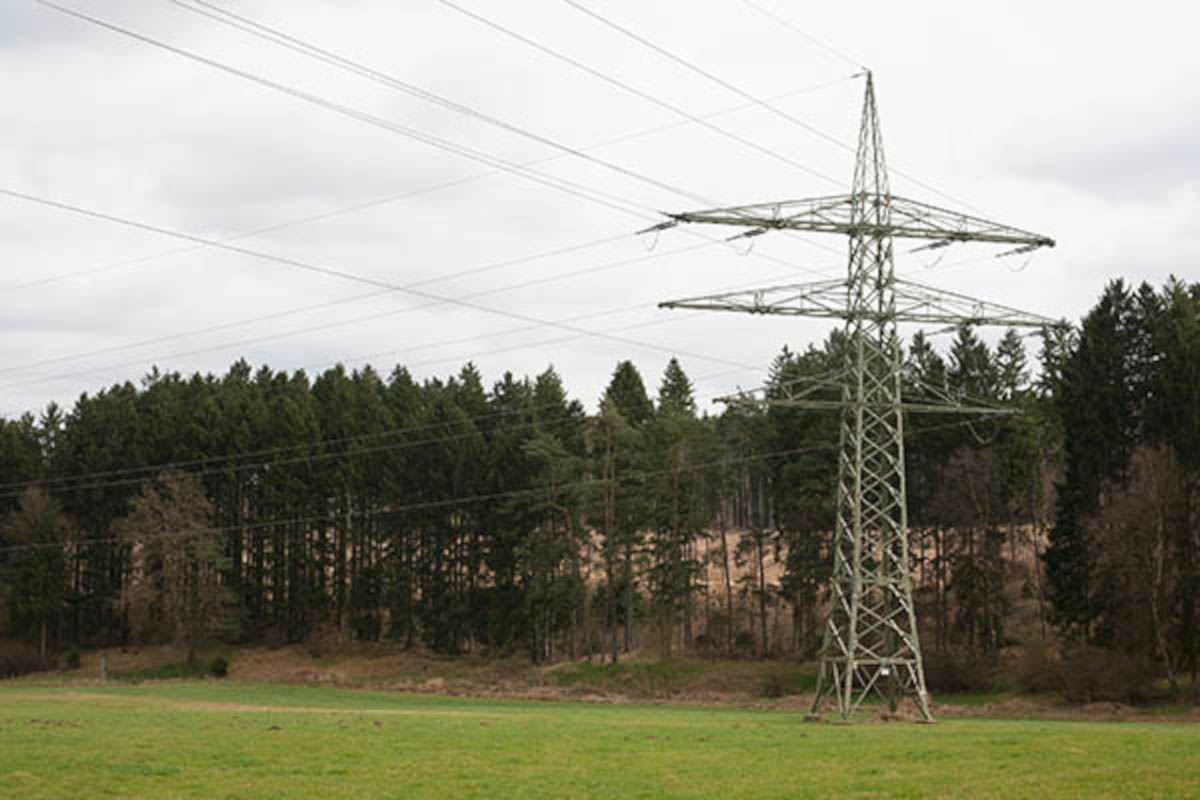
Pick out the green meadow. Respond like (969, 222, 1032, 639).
(0, 682, 1196, 799)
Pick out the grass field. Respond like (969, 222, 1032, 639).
(1, 682, 1197, 799)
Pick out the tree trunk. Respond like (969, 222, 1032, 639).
(624, 541, 634, 654)
(756, 531, 768, 658)
(1151, 506, 1179, 694)
(719, 507, 734, 657)
(605, 423, 619, 665)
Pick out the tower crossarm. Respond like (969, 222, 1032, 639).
(719, 383, 1019, 417)
(668, 194, 1055, 249)
(891, 279, 1065, 328)
(661, 278, 1066, 329)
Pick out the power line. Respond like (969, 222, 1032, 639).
(735, 0, 865, 71)
(1, 256, 830, 493)
(154, 0, 845, 266)
(0, 442, 822, 554)
(0, 230, 1001, 416)
(3, 71, 855, 380)
(0, 416, 996, 556)
(23, 0, 857, 393)
(728, 0, 990, 215)
(32, 0, 659, 223)
(35, 0, 844, 265)
(0, 232, 633, 377)
(0, 75, 852, 296)
(0, 187, 758, 376)
(10, 5, 1002, 440)
(0, 401, 572, 493)
(434, 0, 847, 192)
(561, 0, 858, 157)
(0, 356, 757, 501)
(0, 412, 586, 502)
(0, 239, 721, 393)
(0, 343, 758, 496)
(0, 77, 847, 397)
(33, 0, 853, 313)
(166, 0, 715, 210)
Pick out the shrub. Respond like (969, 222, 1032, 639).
(209, 656, 229, 678)
(733, 631, 756, 657)
(306, 623, 345, 659)
(759, 672, 788, 698)
(112, 662, 207, 682)
(0, 641, 47, 678)
(922, 648, 993, 693)
(1060, 646, 1154, 704)
(63, 650, 82, 671)
(1014, 641, 1062, 694)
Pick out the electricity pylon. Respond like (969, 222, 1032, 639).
(656, 73, 1057, 722)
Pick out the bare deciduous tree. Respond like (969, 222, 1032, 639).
(116, 470, 231, 664)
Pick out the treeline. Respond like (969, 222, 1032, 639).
(1, 278, 1198, 700)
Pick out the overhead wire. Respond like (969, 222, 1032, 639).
(7, 2, 850, 411)
(735, 0, 866, 71)
(167, 0, 714, 210)
(0, 239, 722, 393)
(19, 0, 865, 428)
(726, 0, 992, 216)
(561, 0, 857, 157)
(433, 0, 847, 193)
(0, 244, 825, 493)
(0, 441, 832, 553)
(1, 70, 857, 384)
(34, 0, 845, 264)
(0, 355, 758, 501)
(0, 75, 853, 296)
(9, 4, 1022, 448)
(0, 412, 587, 501)
(0, 232, 632, 377)
(30, 0, 660, 225)
(1, 73, 855, 387)
(163, 0, 849, 263)
(0, 401, 580, 493)
(0, 186, 761, 378)
(0, 415, 1006, 556)
(0, 413, 577, 500)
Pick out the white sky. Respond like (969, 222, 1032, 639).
(2, 0, 1197, 420)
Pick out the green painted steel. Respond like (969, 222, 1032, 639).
(659, 74, 1056, 722)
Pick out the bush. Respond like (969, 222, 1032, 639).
(922, 648, 993, 693)
(63, 650, 81, 671)
(0, 641, 47, 678)
(306, 623, 345, 659)
(733, 631, 757, 658)
(112, 662, 208, 682)
(759, 672, 788, 698)
(1060, 646, 1154, 704)
(209, 656, 229, 678)
(1014, 641, 1062, 694)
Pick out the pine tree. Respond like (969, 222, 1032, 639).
(2, 488, 69, 660)
(657, 357, 696, 418)
(1045, 280, 1147, 640)
(603, 360, 654, 427)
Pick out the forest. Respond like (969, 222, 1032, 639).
(1, 277, 1198, 702)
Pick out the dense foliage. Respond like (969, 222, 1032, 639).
(1, 279, 1197, 699)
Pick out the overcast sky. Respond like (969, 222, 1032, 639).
(2, 0, 1197, 420)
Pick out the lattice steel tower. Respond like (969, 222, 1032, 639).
(657, 74, 1057, 721)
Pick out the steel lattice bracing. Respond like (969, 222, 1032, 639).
(657, 73, 1056, 722)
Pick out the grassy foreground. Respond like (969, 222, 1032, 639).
(0, 683, 1197, 799)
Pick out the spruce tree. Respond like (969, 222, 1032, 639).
(603, 360, 654, 427)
